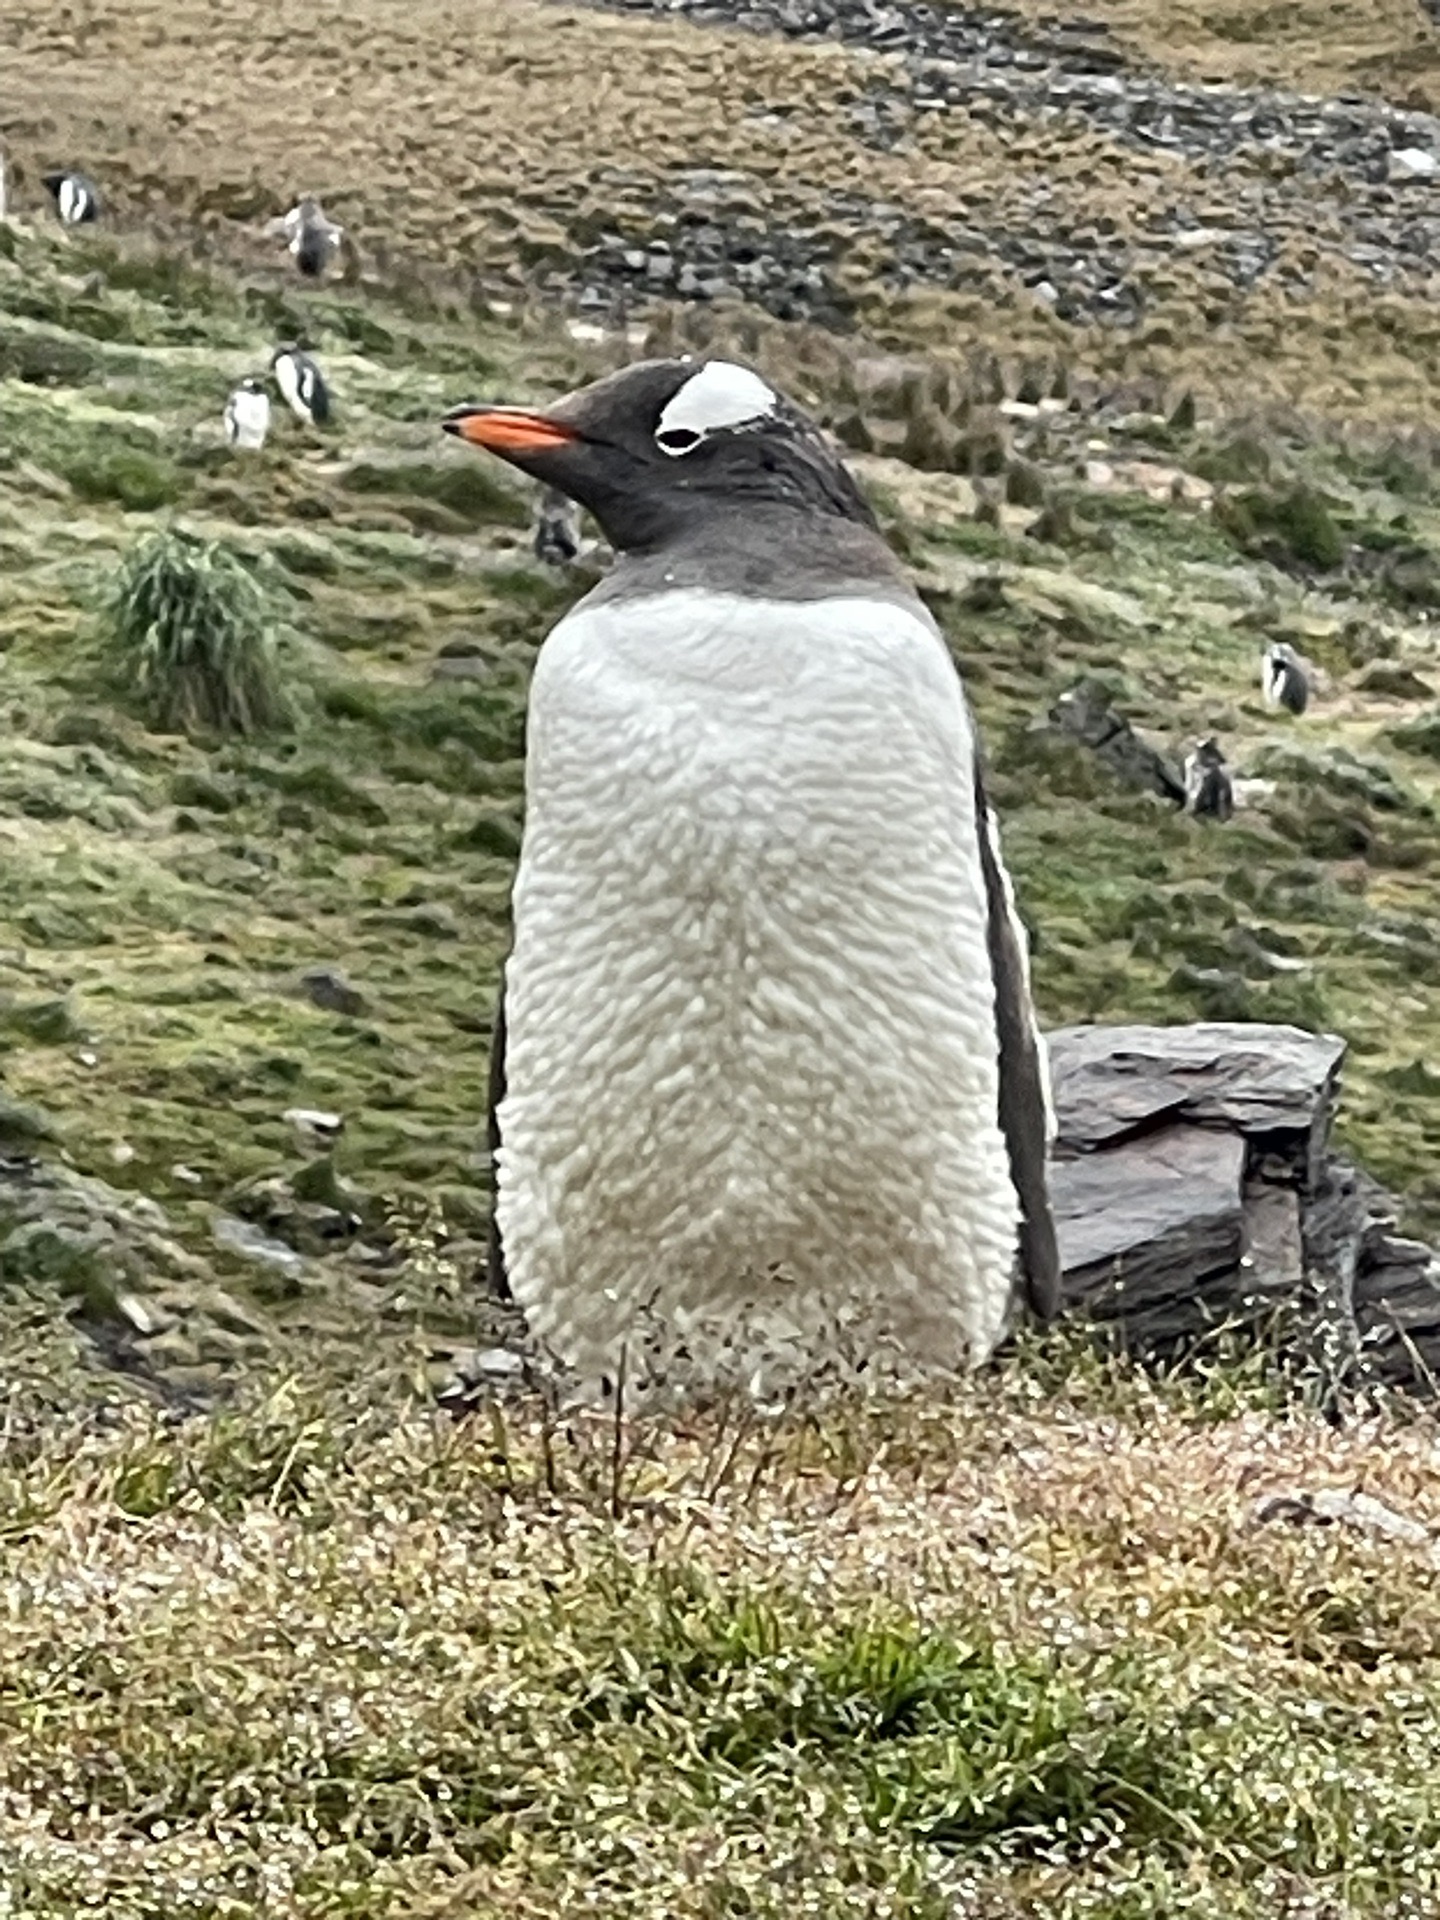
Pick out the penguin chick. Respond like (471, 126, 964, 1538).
(1184, 738, 1234, 821)
(282, 196, 343, 278)
(224, 377, 271, 450)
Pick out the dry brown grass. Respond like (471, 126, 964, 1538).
(4, 1353, 1440, 1914)
(1004, 0, 1440, 100)
(8, 0, 1440, 420)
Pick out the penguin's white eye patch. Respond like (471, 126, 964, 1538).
(654, 360, 777, 456)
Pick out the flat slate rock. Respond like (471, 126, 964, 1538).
(1046, 1021, 1345, 1183)
(1051, 1123, 1245, 1326)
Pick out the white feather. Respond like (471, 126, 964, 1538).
(655, 361, 778, 452)
(497, 586, 1021, 1392)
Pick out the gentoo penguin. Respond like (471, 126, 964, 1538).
(271, 344, 331, 427)
(1261, 640, 1309, 716)
(282, 196, 342, 278)
(533, 485, 582, 567)
(1184, 738, 1234, 821)
(441, 356, 1061, 1391)
(42, 170, 100, 225)
(223, 377, 271, 451)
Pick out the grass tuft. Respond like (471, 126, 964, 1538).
(63, 446, 186, 511)
(105, 527, 294, 736)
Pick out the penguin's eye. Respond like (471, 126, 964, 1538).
(656, 425, 705, 457)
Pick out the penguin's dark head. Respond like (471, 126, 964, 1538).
(440, 356, 877, 554)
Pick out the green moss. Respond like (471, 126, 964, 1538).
(253, 760, 389, 823)
(1215, 481, 1345, 571)
(339, 458, 529, 528)
(62, 448, 186, 511)
(0, 997, 82, 1046)
(1378, 543, 1440, 611)
(0, 325, 101, 386)
(1189, 432, 1272, 485)
(451, 807, 523, 859)
(169, 771, 237, 812)
(1388, 709, 1440, 761)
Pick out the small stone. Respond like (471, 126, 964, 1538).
(297, 967, 367, 1017)
(1253, 1487, 1436, 1552)
(213, 1213, 305, 1275)
(429, 655, 494, 683)
(117, 1294, 157, 1335)
(0, 1097, 58, 1145)
(473, 1346, 526, 1378)
(1388, 147, 1439, 182)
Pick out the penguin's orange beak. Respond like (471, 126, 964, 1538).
(441, 405, 579, 454)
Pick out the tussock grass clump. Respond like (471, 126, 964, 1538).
(64, 446, 184, 511)
(1215, 480, 1346, 572)
(106, 528, 293, 736)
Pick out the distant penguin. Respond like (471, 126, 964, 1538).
(282, 196, 343, 278)
(442, 356, 1061, 1392)
(533, 486, 582, 567)
(42, 170, 100, 225)
(1184, 738, 1234, 821)
(223, 377, 271, 451)
(271, 344, 331, 427)
(0, 150, 9, 223)
(1261, 641, 1309, 716)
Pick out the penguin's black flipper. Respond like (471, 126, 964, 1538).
(484, 974, 511, 1300)
(974, 758, 1062, 1321)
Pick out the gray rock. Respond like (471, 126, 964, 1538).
(212, 1213, 306, 1276)
(1353, 1199, 1440, 1391)
(1051, 1124, 1245, 1330)
(1047, 1021, 1345, 1185)
(1042, 1021, 1440, 1400)
(1388, 148, 1439, 183)
(1239, 1181, 1304, 1306)
(1048, 679, 1186, 805)
(295, 966, 368, 1017)
(577, 0, 1440, 337)
(1253, 1487, 1437, 1554)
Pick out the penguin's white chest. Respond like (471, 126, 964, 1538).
(497, 587, 1019, 1387)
